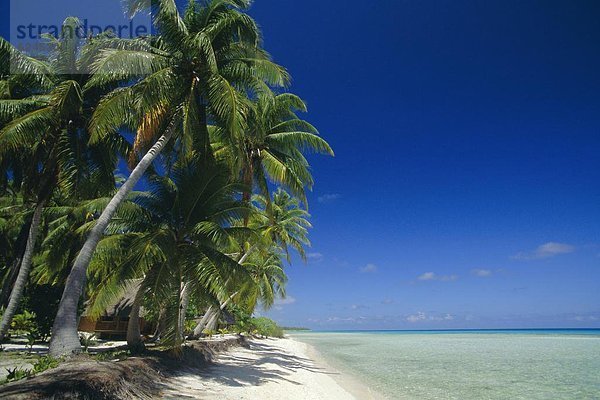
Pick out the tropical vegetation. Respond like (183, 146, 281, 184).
(0, 0, 332, 360)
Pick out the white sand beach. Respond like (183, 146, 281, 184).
(161, 337, 383, 400)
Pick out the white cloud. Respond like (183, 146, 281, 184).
(360, 263, 378, 273)
(513, 242, 575, 260)
(381, 298, 395, 305)
(442, 313, 455, 321)
(274, 296, 296, 306)
(318, 193, 341, 204)
(471, 268, 493, 277)
(350, 304, 369, 310)
(406, 312, 427, 322)
(417, 272, 458, 282)
(307, 252, 324, 262)
(406, 312, 456, 323)
(326, 316, 358, 323)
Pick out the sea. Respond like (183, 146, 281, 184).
(290, 329, 600, 400)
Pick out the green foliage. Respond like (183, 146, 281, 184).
(10, 310, 36, 334)
(22, 284, 63, 340)
(4, 367, 31, 383)
(0, 356, 61, 385)
(0, 0, 331, 354)
(79, 333, 97, 352)
(93, 350, 130, 362)
(184, 319, 197, 336)
(26, 331, 38, 353)
(232, 309, 254, 334)
(251, 317, 284, 338)
(203, 329, 217, 338)
(32, 355, 60, 374)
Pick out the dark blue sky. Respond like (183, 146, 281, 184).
(2, 1, 599, 329)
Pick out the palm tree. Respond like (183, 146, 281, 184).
(0, 194, 29, 308)
(192, 187, 310, 335)
(85, 157, 251, 351)
(0, 19, 120, 341)
(253, 188, 312, 262)
(213, 93, 334, 210)
(202, 249, 287, 333)
(50, 0, 288, 356)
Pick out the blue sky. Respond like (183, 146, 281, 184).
(2, 1, 599, 330)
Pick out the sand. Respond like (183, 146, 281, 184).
(161, 337, 383, 400)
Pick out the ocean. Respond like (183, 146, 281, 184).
(290, 329, 600, 400)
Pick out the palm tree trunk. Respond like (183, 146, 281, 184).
(238, 244, 257, 265)
(0, 221, 30, 308)
(191, 291, 238, 338)
(191, 305, 214, 338)
(0, 258, 21, 309)
(49, 130, 174, 357)
(126, 287, 145, 354)
(0, 199, 46, 341)
(189, 246, 252, 338)
(149, 307, 166, 343)
(178, 282, 191, 339)
(206, 310, 220, 332)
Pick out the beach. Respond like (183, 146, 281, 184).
(162, 337, 382, 400)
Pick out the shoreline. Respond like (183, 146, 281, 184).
(161, 336, 383, 399)
(294, 336, 387, 400)
(0, 335, 386, 399)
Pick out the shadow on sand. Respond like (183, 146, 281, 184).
(168, 339, 338, 390)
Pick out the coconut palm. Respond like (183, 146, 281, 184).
(213, 92, 334, 209)
(0, 18, 121, 341)
(252, 188, 312, 262)
(83, 157, 252, 352)
(192, 187, 310, 335)
(200, 249, 287, 333)
(50, 0, 289, 356)
(0, 194, 29, 308)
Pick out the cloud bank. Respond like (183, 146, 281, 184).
(513, 242, 575, 260)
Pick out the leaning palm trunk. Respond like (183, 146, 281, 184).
(126, 288, 145, 354)
(0, 200, 46, 341)
(49, 130, 174, 356)
(190, 245, 254, 338)
(0, 258, 22, 309)
(205, 310, 221, 332)
(190, 246, 253, 337)
(238, 244, 258, 265)
(191, 291, 238, 338)
(191, 305, 214, 338)
(178, 283, 191, 338)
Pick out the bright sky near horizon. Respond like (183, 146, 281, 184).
(1, 0, 599, 330)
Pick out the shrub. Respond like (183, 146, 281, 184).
(22, 284, 64, 341)
(79, 333, 97, 352)
(94, 350, 129, 362)
(203, 329, 216, 338)
(32, 356, 60, 374)
(4, 367, 31, 383)
(251, 317, 284, 338)
(184, 319, 196, 336)
(10, 310, 37, 334)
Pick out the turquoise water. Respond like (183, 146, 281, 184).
(290, 330, 600, 399)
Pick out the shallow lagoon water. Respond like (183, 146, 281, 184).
(291, 330, 600, 400)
